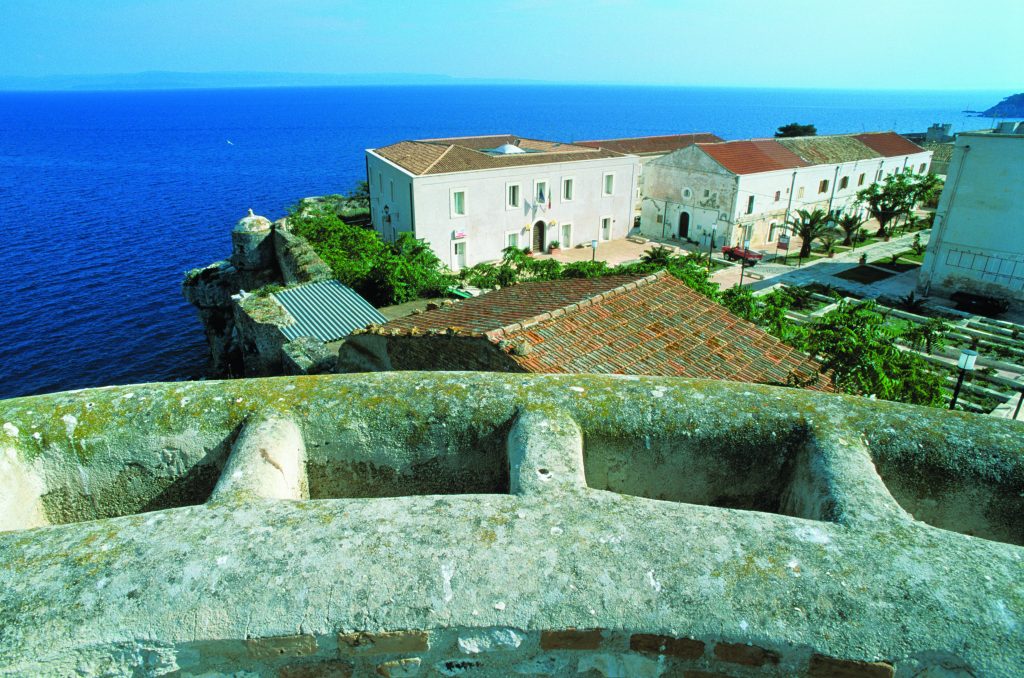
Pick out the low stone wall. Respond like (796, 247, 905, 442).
(1, 373, 1022, 676)
(273, 225, 334, 286)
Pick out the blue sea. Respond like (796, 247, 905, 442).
(0, 86, 1010, 399)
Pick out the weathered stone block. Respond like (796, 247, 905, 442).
(539, 628, 603, 650)
(245, 634, 317, 659)
(713, 642, 779, 666)
(630, 633, 704, 659)
(338, 630, 429, 655)
(808, 654, 894, 678)
(376, 657, 422, 677)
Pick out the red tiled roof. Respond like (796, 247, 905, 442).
(376, 273, 828, 390)
(697, 139, 810, 175)
(385, 275, 642, 334)
(576, 133, 724, 155)
(853, 132, 926, 158)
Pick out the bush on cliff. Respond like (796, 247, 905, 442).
(287, 206, 453, 306)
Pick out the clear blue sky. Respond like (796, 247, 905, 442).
(2, 0, 1020, 89)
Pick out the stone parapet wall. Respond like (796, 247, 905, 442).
(1, 373, 1021, 676)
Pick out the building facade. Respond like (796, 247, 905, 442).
(365, 135, 639, 271)
(575, 134, 723, 219)
(918, 126, 1024, 305)
(639, 133, 932, 251)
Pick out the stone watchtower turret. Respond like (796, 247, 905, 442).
(231, 209, 275, 271)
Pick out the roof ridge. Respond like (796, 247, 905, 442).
(485, 272, 665, 342)
(421, 144, 457, 174)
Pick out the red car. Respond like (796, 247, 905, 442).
(721, 246, 764, 265)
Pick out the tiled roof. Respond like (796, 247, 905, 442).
(373, 273, 828, 390)
(697, 140, 810, 175)
(372, 134, 623, 176)
(853, 132, 926, 157)
(575, 133, 724, 155)
(385, 276, 641, 334)
(775, 135, 882, 164)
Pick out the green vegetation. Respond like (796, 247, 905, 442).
(800, 300, 945, 406)
(252, 283, 285, 297)
(775, 122, 817, 137)
(786, 208, 835, 258)
(856, 172, 940, 237)
(288, 203, 454, 306)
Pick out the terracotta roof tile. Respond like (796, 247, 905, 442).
(373, 134, 623, 176)
(775, 135, 882, 164)
(853, 132, 926, 158)
(384, 276, 643, 334)
(376, 273, 828, 391)
(697, 139, 810, 175)
(576, 133, 724, 155)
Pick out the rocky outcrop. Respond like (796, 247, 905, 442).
(182, 210, 333, 377)
(980, 92, 1024, 118)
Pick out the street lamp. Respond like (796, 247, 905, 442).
(591, 239, 598, 262)
(706, 225, 717, 272)
(949, 349, 978, 410)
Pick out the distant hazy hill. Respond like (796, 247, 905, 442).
(0, 71, 546, 91)
(981, 92, 1024, 118)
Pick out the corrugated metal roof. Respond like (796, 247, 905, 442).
(273, 280, 386, 342)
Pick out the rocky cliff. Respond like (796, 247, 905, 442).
(182, 210, 333, 377)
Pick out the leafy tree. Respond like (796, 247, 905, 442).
(562, 261, 611, 278)
(775, 123, 817, 137)
(346, 180, 370, 208)
(903, 317, 949, 354)
(800, 300, 945, 406)
(836, 213, 864, 247)
(786, 208, 834, 258)
(856, 172, 936, 238)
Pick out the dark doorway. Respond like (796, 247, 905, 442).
(679, 212, 690, 240)
(533, 221, 545, 252)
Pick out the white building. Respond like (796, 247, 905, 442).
(639, 133, 933, 250)
(365, 134, 640, 271)
(575, 134, 723, 218)
(918, 124, 1024, 305)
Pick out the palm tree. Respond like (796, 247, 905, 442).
(786, 208, 834, 258)
(836, 213, 864, 247)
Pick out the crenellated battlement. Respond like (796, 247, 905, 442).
(1, 373, 1022, 676)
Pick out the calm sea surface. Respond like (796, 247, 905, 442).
(0, 86, 1008, 398)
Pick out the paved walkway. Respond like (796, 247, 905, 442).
(712, 231, 930, 299)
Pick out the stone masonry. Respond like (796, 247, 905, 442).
(0, 372, 1021, 676)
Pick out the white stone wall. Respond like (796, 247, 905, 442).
(366, 153, 416, 241)
(918, 132, 1024, 303)
(388, 156, 638, 270)
(642, 146, 932, 250)
(639, 146, 738, 248)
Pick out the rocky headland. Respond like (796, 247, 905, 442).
(979, 92, 1024, 118)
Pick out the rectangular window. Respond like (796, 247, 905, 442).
(774, 190, 781, 202)
(703, 189, 710, 198)
(919, 163, 926, 173)
(452, 190, 466, 216)
(818, 179, 829, 194)
(797, 186, 805, 199)
(562, 177, 574, 201)
(389, 180, 394, 201)
(561, 223, 572, 247)
(746, 195, 755, 214)
(506, 232, 519, 249)
(858, 173, 865, 186)
(603, 173, 615, 196)
(839, 176, 849, 190)
(535, 180, 548, 204)
(600, 216, 612, 240)
(507, 184, 520, 209)
(876, 170, 883, 181)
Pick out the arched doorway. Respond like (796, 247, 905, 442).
(678, 212, 690, 240)
(532, 220, 545, 252)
